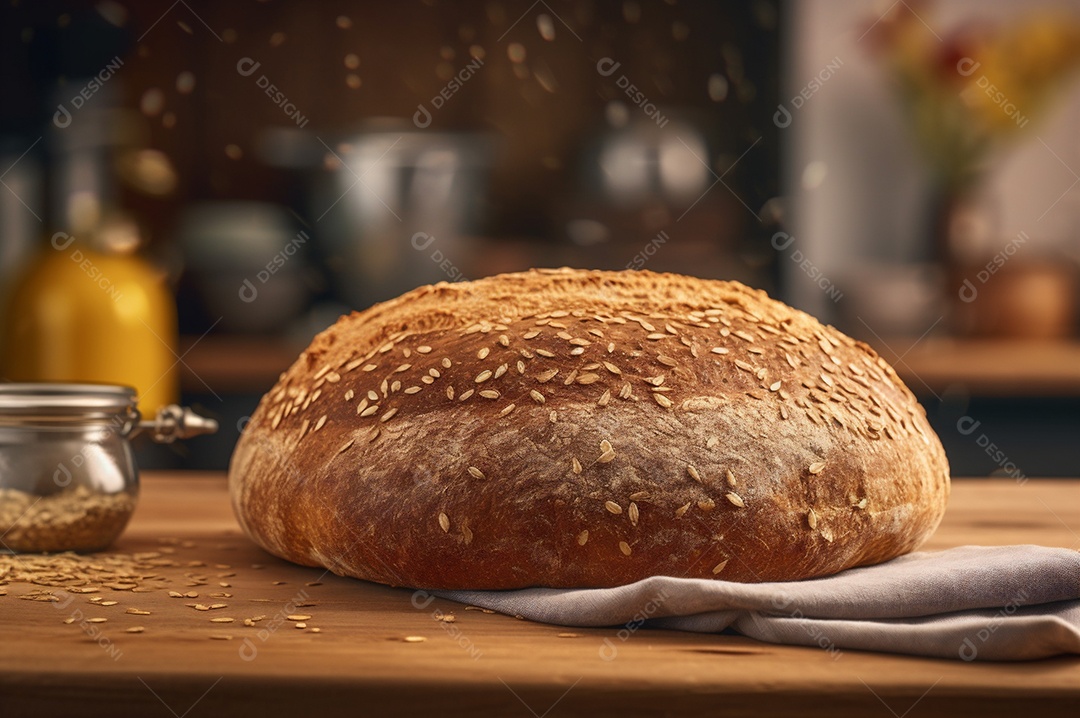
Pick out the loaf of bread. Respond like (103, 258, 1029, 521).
(229, 268, 950, 589)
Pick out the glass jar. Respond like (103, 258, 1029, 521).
(0, 383, 216, 553)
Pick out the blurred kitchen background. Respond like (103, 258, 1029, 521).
(1, 0, 1079, 477)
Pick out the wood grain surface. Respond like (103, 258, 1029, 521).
(887, 339, 1080, 396)
(180, 335, 1080, 397)
(1, 473, 1078, 717)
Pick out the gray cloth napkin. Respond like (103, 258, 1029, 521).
(435, 545, 1080, 661)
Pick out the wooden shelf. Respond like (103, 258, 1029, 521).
(878, 338, 1080, 397)
(179, 334, 1080, 398)
(179, 335, 303, 395)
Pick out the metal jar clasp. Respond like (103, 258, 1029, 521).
(127, 405, 219, 444)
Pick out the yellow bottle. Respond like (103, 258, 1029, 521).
(1, 216, 178, 414)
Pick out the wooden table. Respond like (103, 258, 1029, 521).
(2, 474, 1078, 717)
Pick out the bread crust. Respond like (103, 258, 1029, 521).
(229, 268, 950, 589)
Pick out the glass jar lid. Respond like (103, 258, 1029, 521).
(0, 383, 219, 440)
(0, 383, 139, 424)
